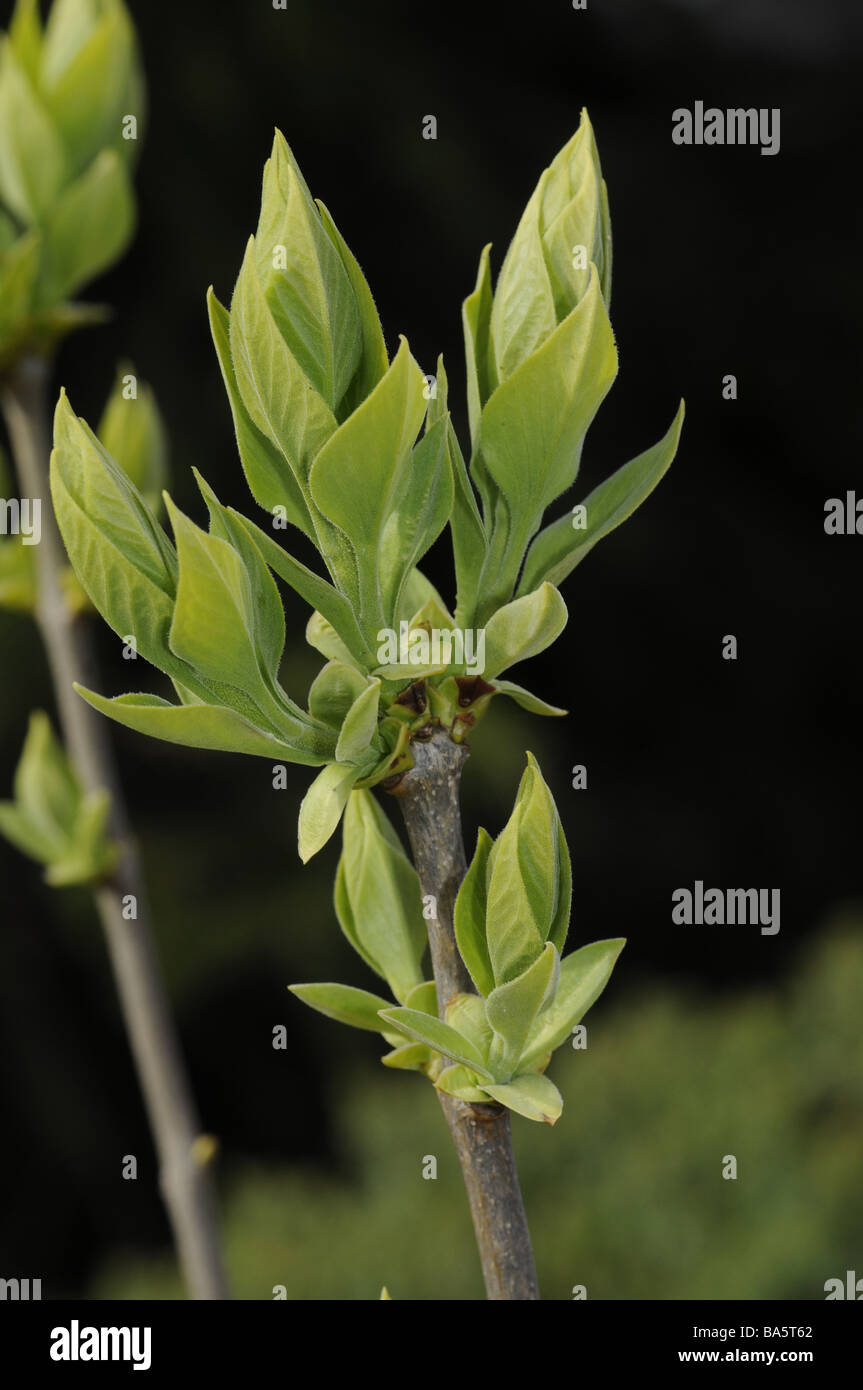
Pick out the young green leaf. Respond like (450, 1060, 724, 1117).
(484, 753, 563, 981)
(46, 786, 115, 886)
(453, 826, 495, 996)
(380, 1042, 433, 1071)
(39, 1, 140, 179)
(485, 943, 559, 1078)
(75, 688, 333, 764)
(208, 289, 316, 536)
(306, 609, 365, 670)
(50, 391, 187, 677)
(396, 566, 452, 628)
(309, 337, 427, 631)
(165, 495, 279, 701)
(12, 709, 78, 838)
(254, 131, 363, 414)
(489, 178, 557, 383)
(315, 197, 389, 417)
(548, 816, 572, 955)
(0, 711, 117, 885)
(8, 0, 43, 85)
(487, 109, 609, 383)
(489, 679, 567, 718)
(229, 235, 337, 496)
(479, 267, 617, 597)
(462, 242, 497, 447)
(481, 583, 568, 679)
(297, 761, 362, 863)
(97, 361, 167, 515)
(539, 112, 609, 318)
(0, 230, 39, 344)
(379, 1007, 493, 1078)
(386, 413, 453, 621)
(36, 148, 134, 304)
(335, 791, 426, 1000)
(0, 37, 67, 222)
(0, 800, 61, 865)
(481, 1073, 563, 1125)
(230, 508, 372, 667)
(404, 980, 438, 1016)
(289, 982, 395, 1034)
(190, 474, 296, 701)
(517, 401, 686, 595)
(445, 993, 494, 1064)
(484, 848, 544, 986)
(519, 937, 626, 1069)
(308, 661, 370, 729)
(436, 1064, 491, 1104)
(430, 353, 486, 631)
(335, 679, 381, 763)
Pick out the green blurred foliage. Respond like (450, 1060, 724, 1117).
(92, 920, 863, 1301)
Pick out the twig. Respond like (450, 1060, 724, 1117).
(392, 731, 540, 1300)
(1, 354, 229, 1300)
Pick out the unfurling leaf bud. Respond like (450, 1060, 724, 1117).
(0, 0, 144, 365)
(97, 364, 168, 516)
(0, 711, 117, 885)
(489, 108, 611, 385)
(481, 752, 571, 984)
(334, 791, 427, 1003)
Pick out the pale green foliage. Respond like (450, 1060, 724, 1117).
(0, 365, 163, 618)
(51, 117, 683, 859)
(456, 108, 683, 626)
(291, 790, 440, 1074)
(294, 753, 624, 1124)
(388, 754, 623, 1121)
(97, 363, 168, 515)
(0, 0, 143, 366)
(50, 392, 406, 795)
(331, 791, 427, 996)
(0, 710, 117, 884)
(95, 925, 863, 1300)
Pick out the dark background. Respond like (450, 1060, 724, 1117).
(0, 0, 860, 1295)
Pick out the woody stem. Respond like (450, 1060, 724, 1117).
(1, 354, 229, 1300)
(391, 729, 540, 1300)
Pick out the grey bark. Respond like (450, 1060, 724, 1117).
(392, 730, 540, 1300)
(1, 355, 229, 1300)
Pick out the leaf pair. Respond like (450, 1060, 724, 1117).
(0, 365, 162, 619)
(290, 756, 625, 1124)
(456, 752, 570, 989)
(50, 391, 339, 769)
(329, 790, 427, 996)
(210, 131, 452, 665)
(375, 752, 625, 1121)
(0, 712, 117, 885)
(289, 977, 440, 1078)
(489, 110, 612, 386)
(296, 711, 405, 863)
(380, 931, 623, 1126)
(454, 109, 683, 633)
